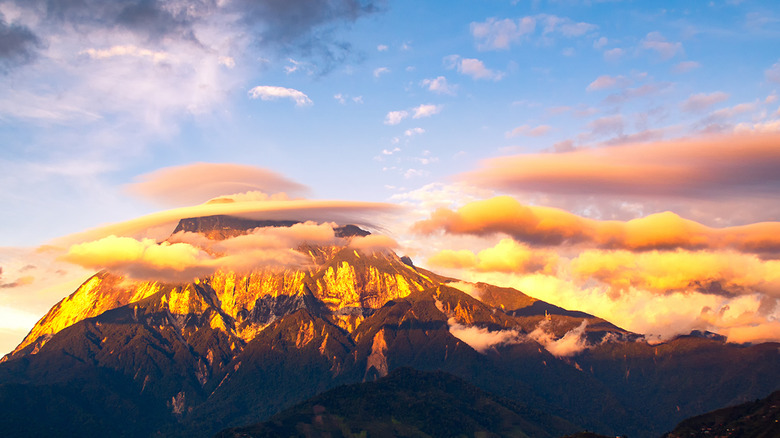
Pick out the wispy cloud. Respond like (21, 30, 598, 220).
(470, 14, 597, 50)
(640, 32, 683, 60)
(248, 86, 313, 106)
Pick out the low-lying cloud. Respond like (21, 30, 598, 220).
(60, 221, 371, 281)
(414, 196, 780, 255)
(447, 317, 591, 357)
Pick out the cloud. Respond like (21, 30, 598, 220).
(603, 48, 624, 61)
(60, 221, 354, 281)
(248, 86, 313, 106)
(377, 44, 388, 51)
(586, 75, 628, 91)
(11, 0, 379, 68)
(681, 92, 730, 112)
(126, 163, 309, 207)
(469, 269, 780, 344)
(587, 114, 624, 137)
(404, 127, 425, 137)
(460, 58, 503, 81)
(348, 234, 399, 252)
(50, 198, 400, 248)
(384, 110, 409, 125)
(0, 13, 42, 70)
(428, 239, 557, 275)
(421, 76, 456, 95)
(527, 320, 590, 357)
(459, 132, 780, 202)
(80, 45, 169, 62)
(603, 82, 671, 105)
(470, 17, 536, 50)
(447, 318, 522, 353)
(765, 60, 780, 83)
(673, 61, 700, 73)
(413, 196, 780, 255)
(505, 124, 551, 138)
(445, 55, 503, 81)
(570, 248, 780, 298)
(447, 316, 591, 357)
(470, 15, 596, 50)
(412, 104, 442, 119)
(641, 32, 683, 60)
(373, 67, 390, 78)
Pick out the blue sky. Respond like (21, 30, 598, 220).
(1, 0, 780, 354)
(2, 0, 779, 244)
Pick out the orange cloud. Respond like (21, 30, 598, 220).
(348, 234, 399, 252)
(427, 238, 558, 274)
(447, 270, 780, 344)
(60, 222, 363, 281)
(461, 132, 780, 200)
(125, 162, 309, 207)
(569, 249, 780, 298)
(413, 196, 780, 254)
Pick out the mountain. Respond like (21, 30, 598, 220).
(1, 216, 778, 437)
(215, 367, 579, 438)
(663, 389, 780, 438)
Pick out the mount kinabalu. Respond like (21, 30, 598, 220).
(1, 216, 778, 438)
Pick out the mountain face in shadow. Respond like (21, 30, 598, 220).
(1, 216, 778, 438)
(216, 367, 579, 438)
(663, 389, 780, 438)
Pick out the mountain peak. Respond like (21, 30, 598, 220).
(170, 215, 371, 241)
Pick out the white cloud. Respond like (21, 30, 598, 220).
(448, 318, 522, 353)
(603, 48, 625, 61)
(248, 86, 313, 107)
(674, 61, 700, 73)
(506, 124, 551, 138)
(382, 147, 401, 155)
(421, 76, 456, 95)
(445, 55, 503, 81)
(586, 75, 628, 91)
(80, 45, 169, 63)
(681, 92, 730, 112)
(593, 37, 608, 49)
(377, 44, 389, 52)
(373, 67, 390, 78)
(412, 104, 442, 119)
(470, 15, 596, 50)
(766, 60, 780, 83)
(384, 110, 409, 125)
(470, 17, 536, 50)
(641, 32, 683, 60)
(461, 58, 503, 81)
(404, 127, 425, 137)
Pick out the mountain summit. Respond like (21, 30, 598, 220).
(1, 216, 778, 438)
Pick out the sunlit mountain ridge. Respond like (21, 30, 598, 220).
(0, 216, 777, 438)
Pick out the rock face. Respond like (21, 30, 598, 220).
(0, 216, 778, 438)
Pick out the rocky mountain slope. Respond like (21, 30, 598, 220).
(1, 216, 778, 437)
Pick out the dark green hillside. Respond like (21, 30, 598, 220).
(215, 367, 578, 438)
(664, 389, 780, 438)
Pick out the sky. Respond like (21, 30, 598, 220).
(1, 0, 780, 354)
